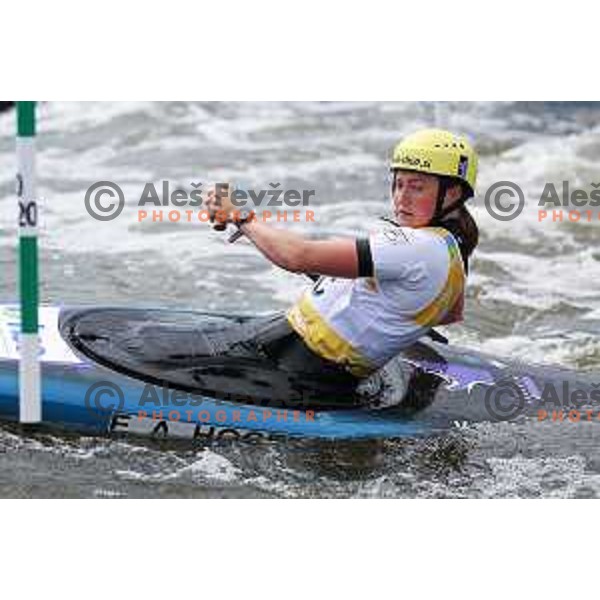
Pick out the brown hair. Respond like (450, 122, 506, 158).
(439, 205, 479, 273)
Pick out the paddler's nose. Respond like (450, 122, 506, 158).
(394, 186, 414, 212)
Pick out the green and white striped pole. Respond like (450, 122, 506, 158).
(16, 101, 41, 423)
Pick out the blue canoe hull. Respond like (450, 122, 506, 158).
(1, 305, 595, 441)
(0, 360, 430, 440)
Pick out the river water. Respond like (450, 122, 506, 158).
(0, 101, 599, 498)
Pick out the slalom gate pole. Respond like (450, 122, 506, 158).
(16, 101, 41, 423)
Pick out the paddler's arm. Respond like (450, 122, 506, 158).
(204, 186, 373, 278)
(239, 219, 371, 278)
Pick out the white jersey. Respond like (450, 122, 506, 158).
(287, 223, 465, 376)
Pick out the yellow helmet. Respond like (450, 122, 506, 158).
(391, 128, 478, 197)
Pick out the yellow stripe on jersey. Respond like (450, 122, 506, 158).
(287, 294, 375, 377)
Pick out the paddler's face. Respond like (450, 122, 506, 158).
(392, 171, 440, 227)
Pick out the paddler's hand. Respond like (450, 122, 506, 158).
(205, 184, 256, 239)
(205, 184, 234, 231)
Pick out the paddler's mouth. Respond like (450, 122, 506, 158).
(394, 208, 414, 220)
